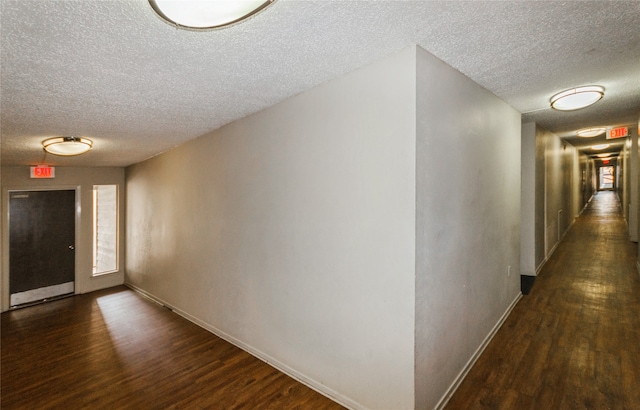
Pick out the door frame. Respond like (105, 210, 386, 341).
(2, 186, 81, 310)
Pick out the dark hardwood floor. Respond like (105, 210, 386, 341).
(445, 191, 640, 409)
(4, 191, 639, 410)
(1, 286, 345, 409)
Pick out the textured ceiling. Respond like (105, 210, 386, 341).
(2, 0, 639, 167)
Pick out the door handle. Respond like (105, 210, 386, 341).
(68, 245, 75, 250)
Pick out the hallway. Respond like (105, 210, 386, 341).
(445, 191, 640, 409)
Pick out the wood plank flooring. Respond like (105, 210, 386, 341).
(1, 286, 345, 409)
(445, 191, 640, 409)
(4, 190, 639, 410)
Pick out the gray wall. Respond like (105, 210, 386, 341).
(521, 123, 592, 277)
(126, 46, 418, 410)
(521, 123, 536, 276)
(579, 154, 595, 211)
(126, 45, 525, 409)
(414, 47, 521, 409)
(627, 129, 638, 242)
(544, 128, 569, 255)
(1, 166, 125, 311)
(621, 124, 640, 243)
(535, 126, 547, 268)
(621, 139, 630, 224)
(637, 115, 640, 264)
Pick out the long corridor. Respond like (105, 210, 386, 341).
(446, 191, 640, 409)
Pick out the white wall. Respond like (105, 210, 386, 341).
(637, 114, 640, 264)
(534, 127, 547, 267)
(126, 47, 417, 410)
(544, 128, 564, 254)
(579, 154, 595, 212)
(629, 130, 638, 242)
(1, 166, 125, 312)
(126, 44, 533, 409)
(521, 123, 590, 274)
(546, 126, 585, 257)
(622, 138, 630, 224)
(571, 149, 582, 219)
(521, 122, 537, 277)
(414, 47, 522, 409)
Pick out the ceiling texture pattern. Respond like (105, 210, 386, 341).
(2, 0, 639, 167)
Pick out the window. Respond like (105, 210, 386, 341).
(599, 166, 614, 190)
(93, 185, 118, 275)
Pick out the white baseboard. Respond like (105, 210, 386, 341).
(536, 219, 572, 276)
(434, 292, 523, 410)
(125, 283, 525, 410)
(537, 197, 591, 277)
(124, 282, 364, 410)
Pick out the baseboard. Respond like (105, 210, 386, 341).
(434, 292, 523, 410)
(536, 201, 586, 278)
(565, 215, 577, 238)
(535, 221, 567, 276)
(536, 240, 558, 275)
(124, 282, 363, 410)
(579, 193, 594, 216)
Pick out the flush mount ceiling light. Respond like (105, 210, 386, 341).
(591, 144, 610, 150)
(42, 137, 93, 156)
(577, 127, 606, 138)
(149, 0, 275, 30)
(597, 153, 612, 158)
(550, 85, 604, 111)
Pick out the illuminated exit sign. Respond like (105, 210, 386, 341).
(608, 127, 628, 139)
(30, 166, 55, 179)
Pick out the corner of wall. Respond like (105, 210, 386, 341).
(414, 46, 521, 409)
(125, 47, 419, 410)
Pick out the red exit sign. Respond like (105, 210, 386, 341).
(30, 166, 55, 179)
(608, 127, 628, 139)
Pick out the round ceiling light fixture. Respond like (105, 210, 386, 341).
(597, 153, 612, 158)
(591, 144, 610, 150)
(577, 127, 606, 138)
(42, 137, 93, 156)
(149, 0, 276, 30)
(550, 85, 604, 111)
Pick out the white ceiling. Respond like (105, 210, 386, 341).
(2, 0, 639, 167)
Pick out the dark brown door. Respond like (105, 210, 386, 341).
(9, 190, 75, 306)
